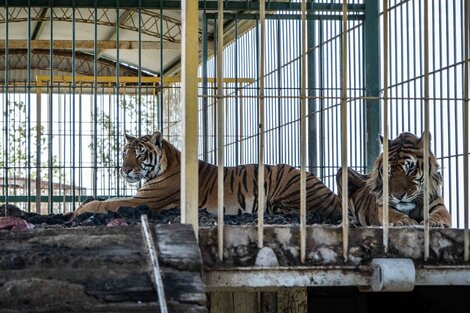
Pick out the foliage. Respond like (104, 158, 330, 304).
(0, 101, 62, 181)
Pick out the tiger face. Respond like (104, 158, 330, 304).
(369, 131, 441, 213)
(120, 132, 166, 183)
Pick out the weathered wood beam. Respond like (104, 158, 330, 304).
(0, 224, 207, 313)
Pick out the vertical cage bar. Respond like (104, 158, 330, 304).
(27, 2, 32, 212)
(364, 0, 381, 172)
(3, 2, 8, 214)
(454, 0, 460, 227)
(300, 0, 307, 264)
(277, 17, 282, 165)
(71, 1, 76, 210)
(307, 8, 317, 176)
(78, 84, 83, 203)
(160, 0, 164, 135)
(258, 0, 266, 249)
(92, 3, 98, 198)
(138, 1, 142, 137)
(234, 16, 239, 166)
(341, 0, 349, 262)
(423, 0, 430, 262)
(319, 22, 325, 181)
(115, 3, 121, 197)
(464, 0, 469, 262)
(216, 0, 224, 262)
(48, 4, 54, 213)
(36, 80, 42, 213)
(382, 0, 390, 253)
(181, 0, 199, 233)
(202, 12, 208, 162)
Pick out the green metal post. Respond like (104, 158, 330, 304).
(364, 0, 381, 172)
(307, 12, 318, 176)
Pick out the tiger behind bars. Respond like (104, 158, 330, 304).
(336, 131, 451, 227)
(74, 131, 342, 223)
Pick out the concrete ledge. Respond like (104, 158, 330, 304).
(199, 225, 467, 267)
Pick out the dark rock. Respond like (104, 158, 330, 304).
(0, 204, 27, 218)
(1, 204, 340, 229)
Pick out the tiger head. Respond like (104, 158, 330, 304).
(368, 131, 442, 212)
(120, 131, 168, 183)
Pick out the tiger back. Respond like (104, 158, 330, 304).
(75, 131, 342, 224)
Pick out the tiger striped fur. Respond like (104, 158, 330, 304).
(74, 131, 342, 223)
(336, 132, 451, 227)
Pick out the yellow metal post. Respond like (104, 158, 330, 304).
(181, 0, 199, 234)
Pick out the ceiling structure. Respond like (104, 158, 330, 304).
(0, 6, 201, 80)
(0, 2, 267, 82)
(0, 1, 362, 83)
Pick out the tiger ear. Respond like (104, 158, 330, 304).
(378, 134, 390, 146)
(151, 131, 163, 147)
(418, 130, 431, 148)
(124, 133, 136, 143)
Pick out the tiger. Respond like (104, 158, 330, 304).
(336, 131, 451, 227)
(74, 131, 342, 224)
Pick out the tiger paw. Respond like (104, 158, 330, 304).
(420, 218, 450, 228)
(389, 217, 418, 226)
(74, 200, 109, 215)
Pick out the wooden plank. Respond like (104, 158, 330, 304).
(210, 292, 234, 313)
(234, 292, 259, 313)
(0, 225, 207, 312)
(0, 226, 157, 312)
(210, 292, 259, 313)
(278, 288, 307, 313)
(260, 291, 277, 313)
(155, 224, 202, 272)
(162, 272, 206, 304)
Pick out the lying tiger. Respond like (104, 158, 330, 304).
(74, 131, 342, 223)
(336, 131, 451, 227)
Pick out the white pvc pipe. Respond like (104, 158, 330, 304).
(371, 258, 416, 292)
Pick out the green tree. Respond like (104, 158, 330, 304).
(0, 101, 62, 182)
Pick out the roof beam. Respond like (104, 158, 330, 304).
(2, 1, 365, 12)
(0, 39, 185, 50)
(96, 9, 134, 59)
(30, 8, 49, 40)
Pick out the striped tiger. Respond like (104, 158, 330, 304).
(336, 131, 451, 227)
(74, 131, 342, 223)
